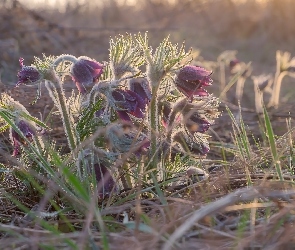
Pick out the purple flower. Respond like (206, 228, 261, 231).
(10, 120, 35, 156)
(128, 78, 152, 103)
(185, 115, 211, 134)
(175, 66, 212, 99)
(16, 58, 42, 86)
(94, 163, 117, 199)
(71, 57, 103, 93)
(111, 89, 146, 121)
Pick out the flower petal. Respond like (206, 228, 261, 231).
(178, 66, 212, 81)
(17, 66, 42, 86)
(94, 163, 116, 198)
(129, 78, 152, 103)
(117, 110, 132, 121)
(71, 60, 93, 86)
(78, 57, 104, 80)
(131, 106, 145, 118)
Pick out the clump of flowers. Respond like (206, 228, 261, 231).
(1, 33, 220, 196)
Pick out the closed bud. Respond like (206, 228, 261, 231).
(175, 65, 212, 99)
(71, 56, 103, 93)
(17, 58, 42, 86)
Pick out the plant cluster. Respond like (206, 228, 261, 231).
(0, 33, 220, 199)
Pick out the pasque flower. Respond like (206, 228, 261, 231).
(71, 56, 104, 93)
(111, 89, 146, 121)
(185, 114, 211, 134)
(17, 58, 42, 86)
(94, 163, 117, 199)
(128, 77, 152, 103)
(10, 120, 36, 156)
(175, 65, 212, 99)
(161, 101, 211, 133)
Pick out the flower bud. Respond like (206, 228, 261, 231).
(71, 56, 103, 93)
(17, 58, 42, 86)
(94, 163, 117, 199)
(128, 77, 152, 103)
(10, 120, 36, 156)
(175, 66, 212, 99)
(185, 115, 211, 134)
(111, 89, 146, 121)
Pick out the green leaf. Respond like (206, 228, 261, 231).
(21, 112, 49, 130)
(263, 106, 283, 180)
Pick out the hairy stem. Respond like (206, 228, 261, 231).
(235, 77, 246, 104)
(45, 70, 77, 151)
(219, 61, 226, 100)
(53, 55, 77, 67)
(269, 72, 287, 108)
(253, 85, 264, 114)
(149, 85, 160, 172)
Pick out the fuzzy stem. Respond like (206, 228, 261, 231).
(53, 55, 78, 67)
(219, 61, 226, 99)
(254, 85, 264, 114)
(149, 85, 160, 172)
(45, 71, 77, 151)
(269, 72, 287, 108)
(235, 77, 246, 104)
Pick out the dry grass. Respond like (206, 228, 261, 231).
(1, 0, 295, 249)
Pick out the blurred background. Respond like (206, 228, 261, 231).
(0, 0, 295, 105)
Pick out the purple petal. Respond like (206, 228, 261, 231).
(200, 76, 213, 86)
(186, 116, 211, 133)
(176, 84, 208, 98)
(125, 90, 146, 110)
(112, 89, 126, 102)
(94, 163, 116, 198)
(78, 57, 104, 80)
(17, 120, 35, 139)
(117, 110, 132, 121)
(17, 66, 42, 86)
(112, 89, 146, 114)
(71, 60, 93, 87)
(131, 106, 145, 118)
(74, 80, 86, 94)
(10, 120, 35, 156)
(193, 88, 209, 97)
(12, 139, 21, 156)
(191, 142, 210, 155)
(178, 66, 212, 82)
(129, 78, 152, 103)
